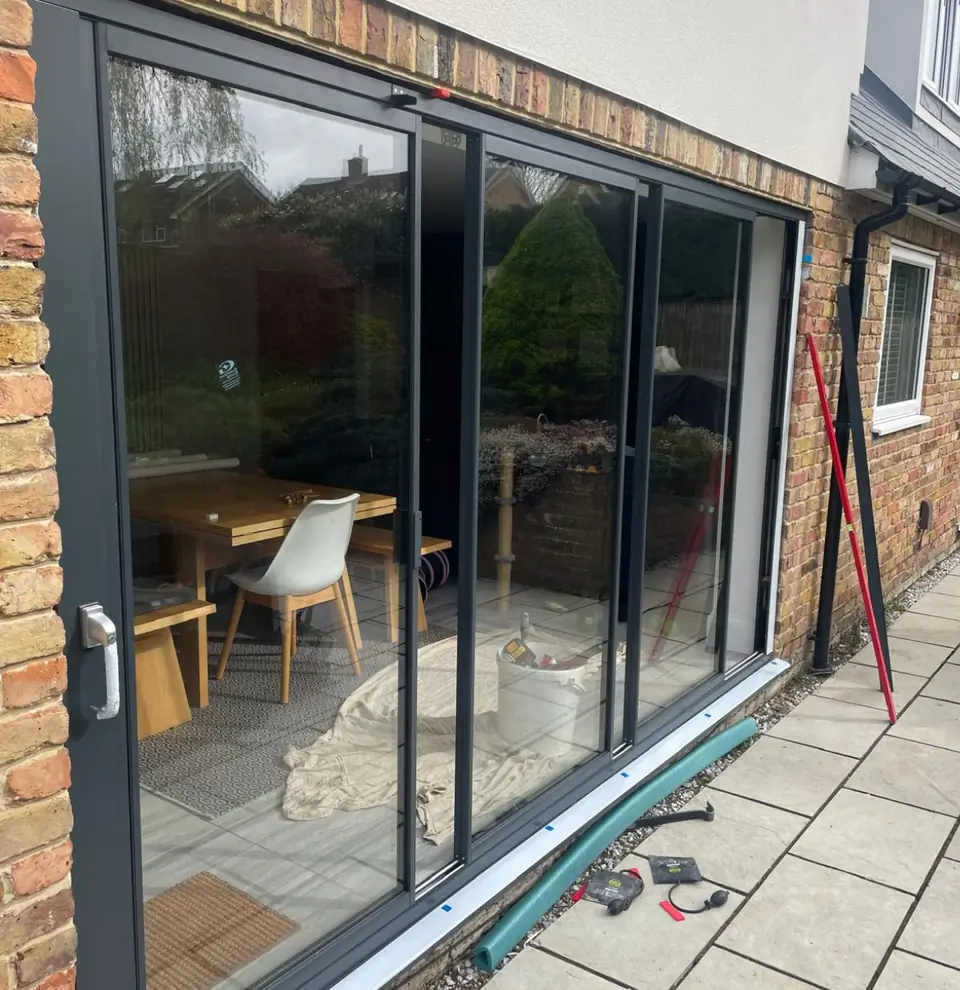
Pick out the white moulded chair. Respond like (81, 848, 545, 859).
(215, 493, 361, 703)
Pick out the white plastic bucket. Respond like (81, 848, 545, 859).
(497, 641, 587, 757)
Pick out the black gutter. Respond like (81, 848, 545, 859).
(812, 179, 912, 673)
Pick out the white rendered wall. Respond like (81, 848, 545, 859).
(395, 0, 869, 184)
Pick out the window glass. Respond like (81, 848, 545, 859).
(638, 202, 750, 723)
(111, 57, 411, 988)
(877, 257, 932, 410)
(471, 157, 633, 833)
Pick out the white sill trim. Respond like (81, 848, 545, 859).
(330, 657, 790, 990)
(871, 414, 931, 437)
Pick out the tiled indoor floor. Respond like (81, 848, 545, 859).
(138, 554, 726, 989)
(486, 564, 960, 990)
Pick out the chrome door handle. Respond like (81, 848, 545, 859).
(79, 603, 120, 720)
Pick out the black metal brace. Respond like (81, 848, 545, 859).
(636, 802, 715, 827)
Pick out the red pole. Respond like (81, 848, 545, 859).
(806, 333, 896, 724)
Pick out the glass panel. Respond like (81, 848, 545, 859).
(416, 122, 467, 881)
(111, 57, 410, 985)
(471, 156, 633, 833)
(878, 260, 927, 407)
(639, 201, 748, 723)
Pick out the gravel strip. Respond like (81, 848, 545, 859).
(426, 549, 960, 989)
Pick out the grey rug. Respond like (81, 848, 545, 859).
(138, 617, 455, 819)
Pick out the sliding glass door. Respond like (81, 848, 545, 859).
(41, 7, 795, 985)
(453, 139, 641, 840)
(633, 194, 752, 724)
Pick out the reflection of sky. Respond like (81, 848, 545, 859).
(239, 92, 406, 196)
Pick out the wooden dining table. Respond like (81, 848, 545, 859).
(129, 470, 397, 708)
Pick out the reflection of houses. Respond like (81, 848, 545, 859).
(293, 146, 406, 196)
(116, 152, 406, 459)
(114, 162, 272, 245)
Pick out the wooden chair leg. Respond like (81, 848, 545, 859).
(340, 567, 363, 650)
(418, 586, 428, 633)
(291, 608, 298, 658)
(279, 602, 294, 704)
(385, 561, 399, 644)
(215, 589, 245, 681)
(333, 581, 363, 678)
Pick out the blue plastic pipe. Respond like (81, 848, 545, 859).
(473, 717, 758, 972)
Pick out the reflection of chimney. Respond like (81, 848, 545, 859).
(347, 145, 368, 180)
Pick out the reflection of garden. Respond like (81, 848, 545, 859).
(119, 181, 408, 495)
(478, 186, 727, 598)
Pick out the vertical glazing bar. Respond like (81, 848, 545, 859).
(604, 186, 640, 753)
(400, 122, 423, 894)
(454, 133, 486, 864)
(622, 185, 663, 747)
(713, 222, 745, 675)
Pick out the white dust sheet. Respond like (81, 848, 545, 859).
(283, 637, 601, 841)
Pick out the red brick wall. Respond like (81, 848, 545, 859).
(776, 190, 960, 658)
(0, 1, 75, 987)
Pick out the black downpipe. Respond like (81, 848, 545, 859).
(812, 181, 911, 671)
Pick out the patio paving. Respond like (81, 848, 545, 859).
(485, 564, 960, 990)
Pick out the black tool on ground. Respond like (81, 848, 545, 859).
(636, 802, 715, 828)
(667, 883, 730, 915)
(582, 868, 645, 915)
(648, 856, 702, 885)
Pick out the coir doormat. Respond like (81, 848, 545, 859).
(144, 871, 300, 990)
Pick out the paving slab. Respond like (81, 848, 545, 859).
(923, 664, 960, 705)
(680, 948, 813, 989)
(791, 788, 954, 893)
(889, 696, 960, 752)
(537, 854, 741, 990)
(910, 591, 960, 622)
(888, 611, 960, 648)
(935, 573, 960, 597)
(635, 787, 806, 894)
(718, 855, 912, 990)
(847, 735, 960, 816)
(874, 951, 960, 990)
(851, 636, 952, 679)
(766, 694, 888, 757)
(899, 858, 960, 970)
(816, 662, 926, 714)
(709, 736, 856, 816)
(945, 830, 960, 862)
(485, 947, 619, 989)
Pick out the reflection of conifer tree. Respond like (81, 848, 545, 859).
(482, 198, 622, 421)
(109, 58, 263, 178)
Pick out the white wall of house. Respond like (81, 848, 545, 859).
(395, 0, 870, 184)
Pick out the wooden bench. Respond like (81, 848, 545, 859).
(134, 599, 216, 739)
(348, 527, 453, 645)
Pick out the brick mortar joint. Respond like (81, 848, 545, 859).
(0, 874, 71, 916)
(0, 698, 63, 731)
(9, 918, 76, 958)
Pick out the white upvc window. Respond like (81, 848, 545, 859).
(872, 242, 936, 435)
(924, 0, 960, 106)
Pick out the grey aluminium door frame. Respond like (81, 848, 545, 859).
(36, 5, 143, 989)
(37, 9, 429, 989)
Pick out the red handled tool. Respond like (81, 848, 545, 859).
(806, 333, 896, 724)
